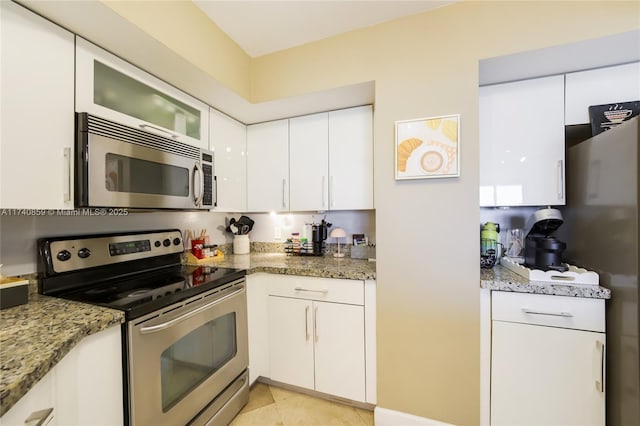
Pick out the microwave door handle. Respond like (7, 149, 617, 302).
(139, 123, 179, 139)
(192, 161, 204, 207)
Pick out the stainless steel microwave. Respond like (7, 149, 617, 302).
(76, 113, 215, 210)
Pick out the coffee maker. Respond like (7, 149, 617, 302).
(523, 208, 568, 272)
(311, 219, 332, 256)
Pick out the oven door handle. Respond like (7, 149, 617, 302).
(139, 286, 244, 334)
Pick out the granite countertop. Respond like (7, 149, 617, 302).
(481, 265, 611, 299)
(1, 253, 374, 416)
(0, 292, 124, 416)
(195, 252, 377, 281)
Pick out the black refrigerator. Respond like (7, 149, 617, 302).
(564, 116, 639, 425)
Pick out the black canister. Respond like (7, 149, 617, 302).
(528, 236, 568, 272)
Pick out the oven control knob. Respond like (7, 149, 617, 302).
(56, 250, 71, 262)
(77, 248, 91, 259)
(173, 238, 181, 246)
(154, 240, 161, 248)
(163, 239, 171, 247)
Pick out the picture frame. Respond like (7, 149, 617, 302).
(395, 114, 460, 180)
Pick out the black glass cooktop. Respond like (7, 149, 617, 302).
(57, 265, 245, 320)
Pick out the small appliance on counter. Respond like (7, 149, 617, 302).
(523, 208, 567, 272)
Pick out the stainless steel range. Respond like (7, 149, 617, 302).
(38, 229, 249, 426)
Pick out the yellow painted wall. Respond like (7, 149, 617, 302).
(103, 0, 251, 99)
(249, 2, 639, 424)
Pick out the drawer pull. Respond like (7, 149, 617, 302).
(25, 408, 54, 426)
(522, 308, 573, 318)
(294, 287, 328, 294)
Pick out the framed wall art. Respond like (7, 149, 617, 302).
(395, 114, 460, 180)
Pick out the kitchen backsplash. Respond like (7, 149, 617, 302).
(0, 210, 375, 276)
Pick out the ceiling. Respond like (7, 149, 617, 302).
(193, 0, 456, 57)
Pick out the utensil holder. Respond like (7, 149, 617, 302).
(191, 239, 205, 259)
(233, 234, 250, 255)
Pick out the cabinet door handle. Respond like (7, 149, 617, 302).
(282, 179, 287, 209)
(596, 340, 605, 392)
(329, 176, 335, 208)
(139, 123, 179, 139)
(63, 147, 71, 203)
(522, 308, 573, 317)
(314, 305, 319, 343)
(294, 287, 328, 294)
(305, 305, 310, 341)
(322, 176, 326, 209)
(557, 160, 564, 200)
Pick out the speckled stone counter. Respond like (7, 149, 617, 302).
(191, 252, 376, 281)
(0, 292, 124, 416)
(481, 265, 611, 299)
(1, 253, 373, 416)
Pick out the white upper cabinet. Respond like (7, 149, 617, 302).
(479, 75, 566, 207)
(1, 0, 75, 209)
(289, 113, 329, 211)
(247, 120, 290, 212)
(329, 105, 374, 210)
(287, 106, 374, 212)
(210, 109, 247, 212)
(565, 62, 640, 125)
(247, 106, 373, 213)
(75, 37, 209, 149)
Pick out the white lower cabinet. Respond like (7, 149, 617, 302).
(268, 296, 366, 402)
(490, 292, 605, 426)
(0, 326, 123, 426)
(247, 273, 374, 404)
(268, 296, 316, 389)
(54, 325, 123, 426)
(0, 368, 55, 426)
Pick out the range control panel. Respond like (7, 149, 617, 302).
(46, 230, 183, 274)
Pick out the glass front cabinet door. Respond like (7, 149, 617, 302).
(75, 37, 209, 149)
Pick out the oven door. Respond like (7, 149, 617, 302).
(127, 279, 248, 426)
(83, 132, 208, 209)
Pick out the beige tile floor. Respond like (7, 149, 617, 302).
(230, 382, 374, 426)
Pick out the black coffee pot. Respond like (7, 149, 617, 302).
(311, 219, 332, 256)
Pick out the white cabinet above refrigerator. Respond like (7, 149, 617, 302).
(479, 75, 566, 207)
